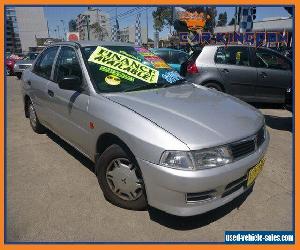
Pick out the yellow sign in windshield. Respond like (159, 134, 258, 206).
(88, 46, 159, 84)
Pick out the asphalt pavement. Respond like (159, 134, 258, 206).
(6, 76, 293, 242)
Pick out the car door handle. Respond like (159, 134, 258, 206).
(48, 89, 54, 97)
(221, 68, 229, 73)
(260, 72, 267, 78)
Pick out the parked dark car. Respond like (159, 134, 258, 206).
(183, 45, 292, 104)
(150, 48, 189, 73)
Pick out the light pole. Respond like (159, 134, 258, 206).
(57, 25, 60, 40)
(60, 20, 66, 41)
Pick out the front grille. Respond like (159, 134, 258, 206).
(19, 65, 30, 69)
(257, 126, 265, 147)
(229, 126, 265, 160)
(230, 140, 255, 159)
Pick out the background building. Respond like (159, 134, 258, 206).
(214, 17, 292, 33)
(76, 8, 111, 41)
(15, 7, 49, 53)
(119, 25, 147, 44)
(5, 7, 22, 55)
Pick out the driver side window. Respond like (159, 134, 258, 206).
(54, 46, 82, 84)
(255, 48, 291, 70)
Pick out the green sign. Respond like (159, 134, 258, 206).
(88, 46, 159, 84)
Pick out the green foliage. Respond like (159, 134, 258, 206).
(152, 7, 173, 32)
(217, 11, 228, 27)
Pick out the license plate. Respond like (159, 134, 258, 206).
(247, 158, 265, 187)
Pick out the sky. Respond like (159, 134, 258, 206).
(44, 6, 290, 40)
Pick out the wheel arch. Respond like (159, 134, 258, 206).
(24, 94, 31, 118)
(202, 80, 225, 92)
(95, 133, 136, 164)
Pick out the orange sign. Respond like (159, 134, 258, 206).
(179, 11, 210, 32)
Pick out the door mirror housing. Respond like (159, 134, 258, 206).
(58, 76, 82, 90)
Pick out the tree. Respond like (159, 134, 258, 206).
(228, 17, 235, 26)
(217, 11, 227, 27)
(68, 19, 77, 32)
(90, 22, 108, 41)
(152, 7, 173, 32)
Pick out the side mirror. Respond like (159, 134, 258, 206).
(58, 75, 82, 90)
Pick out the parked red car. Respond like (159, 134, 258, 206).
(5, 54, 23, 75)
(6, 58, 16, 76)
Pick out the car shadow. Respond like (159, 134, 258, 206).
(46, 130, 95, 173)
(250, 103, 284, 110)
(264, 115, 292, 133)
(148, 186, 253, 230)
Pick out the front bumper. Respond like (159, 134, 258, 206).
(138, 131, 269, 216)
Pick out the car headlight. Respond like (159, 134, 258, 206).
(160, 146, 233, 170)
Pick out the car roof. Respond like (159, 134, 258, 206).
(151, 48, 188, 53)
(52, 40, 134, 48)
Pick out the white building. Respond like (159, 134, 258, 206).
(15, 7, 49, 53)
(76, 8, 111, 41)
(214, 17, 293, 33)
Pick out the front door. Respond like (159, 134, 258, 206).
(46, 46, 92, 154)
(253, 48, 292, 103)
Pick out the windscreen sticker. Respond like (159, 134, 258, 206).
(134, 47, 149, 53)
(100, 65, 134, 82)
(161, 71, 183, 84)
(88, 46, 159, 84)
(152, 61, 171, 69)
(119, 51, 142, 61)
(105, 75, 121, 86)
(143, 55, 162, 62)
(138, 52, 157, 57)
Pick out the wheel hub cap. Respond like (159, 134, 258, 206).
(29, 104, 37, 127)
(106, 158, 143, 201)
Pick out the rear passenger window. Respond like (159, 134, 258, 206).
(34, 47, 59, 79)
(215, 47, 250, 66)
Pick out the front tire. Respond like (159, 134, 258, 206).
(96, 144, 147, 210)
(28, 101, 45, 134)
(16, 73, 22, 80)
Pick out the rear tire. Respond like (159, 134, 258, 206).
(204, 82, 223, 92)
(16, 73, 22, 80)
(28, 101, 45, 134)
(96, 144, 147, 210)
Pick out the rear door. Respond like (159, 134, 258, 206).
(253, 48, 292, 103)
(30, 46, 59, 127)
(215, 46, 257, 101)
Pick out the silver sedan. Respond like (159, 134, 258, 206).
(21, 41, 269, 216)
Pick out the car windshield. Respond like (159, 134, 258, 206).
(82, 45, 187, 93)
(23, 52, 39, 61)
